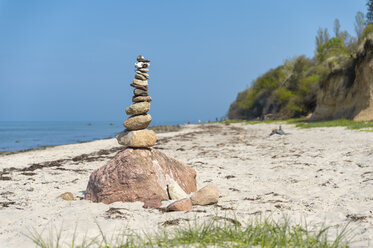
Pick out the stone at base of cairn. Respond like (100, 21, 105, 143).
(84, 148, 197, 204)
(116, 129, 156, 148)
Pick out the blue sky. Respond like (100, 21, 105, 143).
(0, 0, 367, 124)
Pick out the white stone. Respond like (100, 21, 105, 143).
(167, 178, 188, 200)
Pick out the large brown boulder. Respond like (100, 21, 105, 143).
(84, 148, 197, 204)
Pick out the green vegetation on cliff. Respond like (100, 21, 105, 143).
(229, 10, 372, 120)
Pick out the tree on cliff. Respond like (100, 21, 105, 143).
(367, 0, 373, 23)
(334, 19, 341, 37)
(315, 28, 330, 52)
(355, 11, 366, 39)
(364, 1, 373, 38)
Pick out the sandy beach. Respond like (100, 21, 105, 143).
(0, 123, 372, 247)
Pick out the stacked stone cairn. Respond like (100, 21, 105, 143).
(116, 55, 157, 148)
(85, 55, 211, 211)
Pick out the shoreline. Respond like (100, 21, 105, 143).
(0, 124, 184, 156)
(0, 123, 372, 247)
(0, 136, 117, 157)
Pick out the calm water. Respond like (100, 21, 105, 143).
(0, 121, 124, 152)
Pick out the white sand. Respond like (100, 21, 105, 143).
(0, 123, 372, 247)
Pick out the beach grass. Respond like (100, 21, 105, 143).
(223, 119, 286, 125)
(224, 118, 373, 131)
(287, 119, 373, 130)
(26, 217, 350, 248)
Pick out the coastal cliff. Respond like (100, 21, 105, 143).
(311, 36, 373, 121)
(228, 35, 373, 121)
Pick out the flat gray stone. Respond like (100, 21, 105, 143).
(136, 72, 149, 79)
(136, 68, 149, 73)
(135, 73, 147, 80)
(133, 79, 148, 86)
(134, 89, 148, 96)
(132, 96, 152, 103)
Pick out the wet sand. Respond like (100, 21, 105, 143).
(0, 123, 372, 247)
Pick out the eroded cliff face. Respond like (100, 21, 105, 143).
(311, 37, 373, 121)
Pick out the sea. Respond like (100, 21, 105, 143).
(0, 120, 186, 152)
(0, 121, 125, 152)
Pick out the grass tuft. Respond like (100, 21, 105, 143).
(26, 217, 351, 248)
